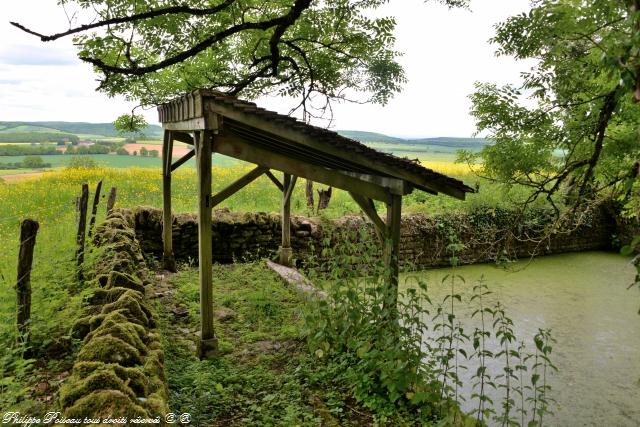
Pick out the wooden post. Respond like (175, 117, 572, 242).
(88, 179, 103, 238)
(383, 194, 401, 317)
(195, 130, 217, 358)
(76, 183, 89, 272)
(106, 187, 117, 214)
(16, 218, 38, 345)
(162, 130, 176, 272)
(279, 173, 294, 266)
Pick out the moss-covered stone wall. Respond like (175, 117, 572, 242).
(133, 204, 617, 269)
(61, 210, 169, 421)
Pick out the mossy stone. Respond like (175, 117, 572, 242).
(78, 335, 142, 366)
(85, 318, 148, 354)
(72, 362, 149, 398)
(105, 271, 145, 294)
(64, 390, 148, 420)
(101, 292, 151, 326)
(71, 316, 92, 340)
(141, 392, 169, 416)
(85, 287, 129, 306)
(60, 368, 136, 408)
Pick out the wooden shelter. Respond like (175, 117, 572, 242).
(158, 89, 473, 357)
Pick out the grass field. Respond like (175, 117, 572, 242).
(0, 153, 241, 173)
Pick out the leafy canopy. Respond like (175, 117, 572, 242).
(14, 0, 467, 117)
(466, 0, 640, 211)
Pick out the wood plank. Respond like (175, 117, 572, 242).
(343, 171, 412, 196)
(383, 194, 402, 317)
(213, 133, 393, 204)
(162, 130, 176, 271)
(279, 173, 295, 266)
(206, 102, 467, 199)
(170, 149, 196, 172)
(209, 165, 267, 208)
(265, 170, 284, 191)
(163, 117, 207, 131)
(196, 130, 217, 354)
(349, 192, 385, 243)
(172, 131, 194, 145)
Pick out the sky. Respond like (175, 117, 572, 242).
(0, 0, 533, 138)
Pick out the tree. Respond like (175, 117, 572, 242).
(22, 155, 45, 169)
(465, 0, 640, 214)
(13, 0, 467, 119)
(139, 146, 149, 157)
(114, 113, 148, 136)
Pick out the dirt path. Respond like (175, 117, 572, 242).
(1, 172, 44, 183)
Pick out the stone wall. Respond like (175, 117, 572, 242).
(132, 204, 617, 269)
(62, 210, 168, 420)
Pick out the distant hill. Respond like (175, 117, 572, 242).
(337, 130, 405, 144)
(0, 121, 164, 138)
(337, 131, 491, 151)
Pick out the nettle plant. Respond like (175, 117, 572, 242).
(301, 225, 558, 426)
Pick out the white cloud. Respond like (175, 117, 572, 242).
(0, 0, 533, 136)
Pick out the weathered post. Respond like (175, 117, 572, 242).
(195, 130, 217, 358)
(162, 130, 177, 272)
(88, 179, 103, 237)
(106, 187, 117, 214)
(279, 173, 296, 267)
(76, 183, 89, 274)
(383, 194, 401, 317)
(16, 218, 39, 344)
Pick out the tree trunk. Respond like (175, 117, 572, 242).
(305, 179, 314, 209)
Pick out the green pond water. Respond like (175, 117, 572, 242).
(400, 251, 640, 427)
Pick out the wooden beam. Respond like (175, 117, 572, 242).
(162, 130, 176, 272)
(170, 149, 195, 172)
(343, 171, 412, 196)
(209, 165, 267, 208)
(172, 131, 194, 145)
(349, 192, 385, 243)
(207, 102, 467, 199)
(196, 130, 217, 358)
(265, 170, 284, 191)
(383, 194, 402, 317)
(213, 133, 393, 204)
(279, 173, 295, 266)
(163, 117, 206, 131)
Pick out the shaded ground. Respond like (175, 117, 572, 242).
(153, 262, 374, 426)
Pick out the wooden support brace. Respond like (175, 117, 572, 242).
(265, 170, 284, 191)
(349, 192, 385, 243)
(171, 149, 195, 172)
(209, 165, 267, 208)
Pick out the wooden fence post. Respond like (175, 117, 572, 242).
(88, 180, 103, 237)
(76, 183, 89, 276)
(106, 187, 117, 214)
(16, 218, 39, 345)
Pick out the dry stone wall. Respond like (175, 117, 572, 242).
(133, 204, 617, 269)
(62, 209, 168, 421)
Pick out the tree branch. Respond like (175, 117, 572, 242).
(10, 0, 237, 42)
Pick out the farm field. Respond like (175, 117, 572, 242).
(0, 153, 241, 174)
